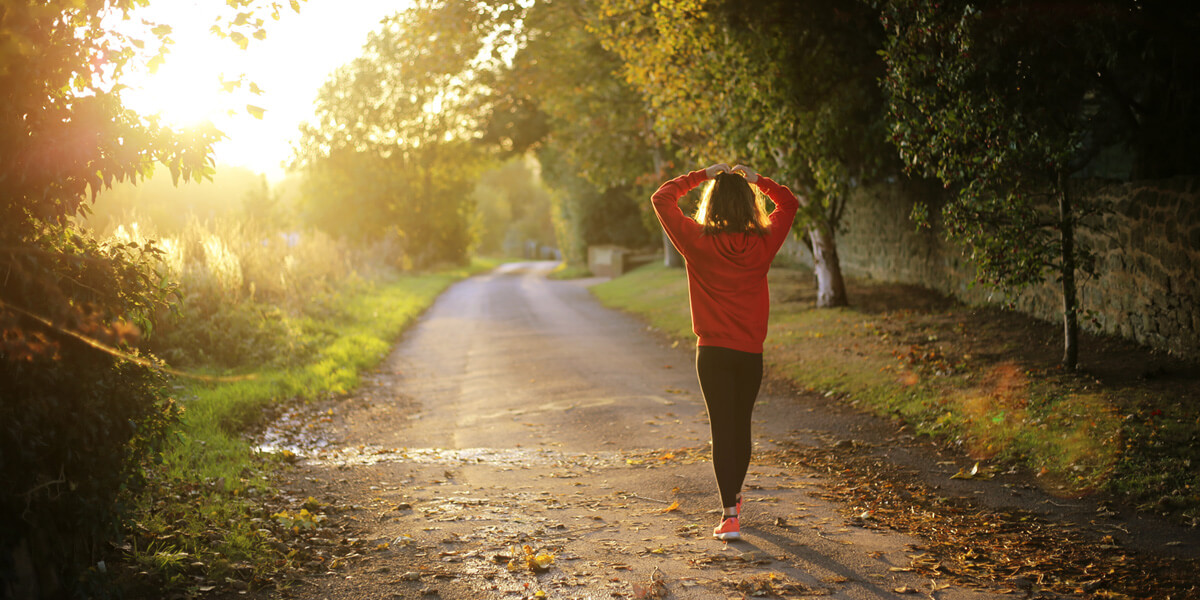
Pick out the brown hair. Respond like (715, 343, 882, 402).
(694, 172, 770, 236)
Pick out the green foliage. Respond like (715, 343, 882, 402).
(0, 346, 179, 597)
(506, 0, 663, 188)
(1, 209, 183, 599)
(293, 2, 514, 267)
(1, 0, 221, 356)
(436, 0, 665, 263)
(593, 0, 893, 217)
(108, 217, 361, 369)
(119, 264, 487, 596)
(537, 144, 659, 265)
(873, 0, 1200, 366)
(336, 0, 670, 266)
(590, 0, 897, 305)
(471, 157, 557, 257)
(879, 0, 1089, 286)
(0, 1, 305, 595)
(878, 0, 1200, 278)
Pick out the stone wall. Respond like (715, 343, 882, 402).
(783, 177, 1200, 361)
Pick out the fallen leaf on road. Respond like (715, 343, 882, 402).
(661, 500, 680, 513)
(726, 572, 815, 596)
(950, 462, 994, 480)
(506, 545, 555, 573)
(632, 567, 668, 599)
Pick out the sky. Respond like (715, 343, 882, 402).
(120, 0, 411, 182)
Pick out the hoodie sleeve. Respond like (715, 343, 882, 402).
(651, 169, 708, 257)
(755, 175, 800, 255)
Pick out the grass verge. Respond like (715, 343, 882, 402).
(546, 262, 593, 280)
(115, 259, 497, 596)
(591, 262, 1200, 523)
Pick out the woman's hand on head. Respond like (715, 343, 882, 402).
(704, 163, 732, 179)
(731, 164, 758, 183)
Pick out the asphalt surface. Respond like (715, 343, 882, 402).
(264, 261, 1086, 599)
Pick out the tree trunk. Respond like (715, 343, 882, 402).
(809, 220, 848, 308)
(649, 141, 684, 268)
(1058, 175, 1079, 369)
(663, 231, 684, 268)
(769, 149, 849, 307)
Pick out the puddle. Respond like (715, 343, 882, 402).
(302, 445, 621, 469)
(253, 402, 336, 457)
(253, 399, 621, 470)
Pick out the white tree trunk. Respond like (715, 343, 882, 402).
(770, 148, 848, 308)
(808, 222, 848, 308)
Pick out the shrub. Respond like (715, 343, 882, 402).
(106, 217, 369, 370)
(1, 232, 180, 599)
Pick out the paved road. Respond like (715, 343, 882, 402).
(272, 261, 1015, 600)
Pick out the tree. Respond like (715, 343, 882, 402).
(1, 1, 302, 594)
(877, 0, 1200, 368)
(336, 0, 672, 268)
(487, 0, 668, 265)
(472, 156, 557, 257)
(86, 165, 268, 232)
(592, 0, 896, 307)
(292, 1, 513, 267)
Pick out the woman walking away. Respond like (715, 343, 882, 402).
(651, 163, 799, 541)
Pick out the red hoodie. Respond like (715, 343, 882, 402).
(651, 169, 800, 353)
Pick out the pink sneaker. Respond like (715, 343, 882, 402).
(713, 516, 741, 541)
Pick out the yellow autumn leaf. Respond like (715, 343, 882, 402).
(533, 551, 555, 569)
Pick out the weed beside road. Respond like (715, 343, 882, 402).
(591, 262, 1200, 525)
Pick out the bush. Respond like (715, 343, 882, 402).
(1, 213, 187, 598)
(154, 301, 328, 369)
(104, 217, 370, 370)
(0, 350, 178, 598)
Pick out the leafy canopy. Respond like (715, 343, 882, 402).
(292, 1, 531, 266)
(879, 0, 1118, 288)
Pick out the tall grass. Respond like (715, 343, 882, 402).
(108, 216, 394, 369)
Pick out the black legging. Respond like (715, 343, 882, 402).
(695, 345, 763, 509)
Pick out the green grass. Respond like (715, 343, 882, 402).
(588, 262, 692, 338)
(546, 262, 594, 280)
(165, 262, 491, 481)
(122, 259, 497, 594)
(591, 262, 1200, 520)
